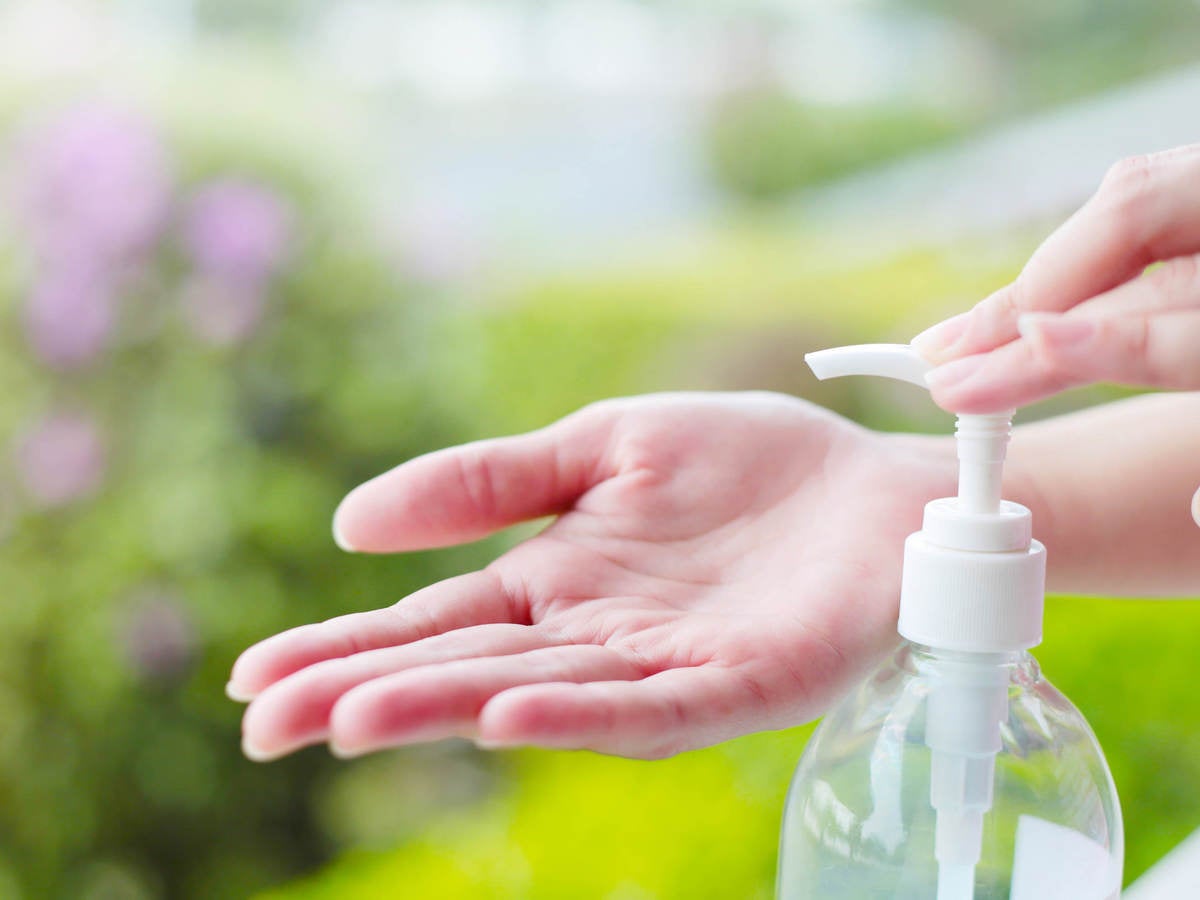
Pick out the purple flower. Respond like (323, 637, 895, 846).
(12, 102, 172, 266)
(118, 589, 197, 684)
(22, 261, 117, 369)
(181, 179, 294, 286)
(179, 275, 267, 347)
(14, 409, 107, 509)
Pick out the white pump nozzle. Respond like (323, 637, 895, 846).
(805, 343, 932, 389)
(805, 344, 1014, 517)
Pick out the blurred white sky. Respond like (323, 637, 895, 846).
(0, 0, 993, 105)
(0, 0, 993, 270)
(0, 0, 1195, 273)
(304, 0, 992, 108)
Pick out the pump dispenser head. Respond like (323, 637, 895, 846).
(806, 343, 1013, 517)
(805, 343, 1046, 654)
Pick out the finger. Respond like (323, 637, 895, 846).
(227, 569, 521, 700)
(1071, 254, 1200, 319)
(327, 644, 646, 757)
(333, 404, 620, 553)
(914, 146, 1200, 362)
(241, 623, 552, 761)
(1021, 310, 1200, 389)
(927, 311, 1200, 412)
(951, 252, 1200, 407)
(477, 665, 770, 760)
(926, 338, 1068, 414)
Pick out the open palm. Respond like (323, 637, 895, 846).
(229, 392, 955, 760)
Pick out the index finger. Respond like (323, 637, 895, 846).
(914, 145, 1200, 363)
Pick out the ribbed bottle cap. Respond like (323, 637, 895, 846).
(899, 535, 1046, 653)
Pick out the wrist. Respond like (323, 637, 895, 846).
(878, 430, 960, 510)
(883, 429, 1067, 583)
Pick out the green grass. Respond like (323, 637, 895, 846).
(1042, 596, 1200, 882)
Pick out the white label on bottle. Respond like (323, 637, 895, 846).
(1009, 815, 1122, 900)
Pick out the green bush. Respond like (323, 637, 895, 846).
(705, 90, 966, 203)
(0, 97, 506, 897)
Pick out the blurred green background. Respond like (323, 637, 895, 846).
(0, 1, 1198, 897)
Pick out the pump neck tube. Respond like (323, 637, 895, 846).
(953, 414, 1012, 515)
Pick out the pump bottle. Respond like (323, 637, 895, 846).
(776, 344, 1123, 900)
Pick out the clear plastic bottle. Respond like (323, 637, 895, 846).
(777, 344, 1124, 899)
(777, 643, 1123, 899)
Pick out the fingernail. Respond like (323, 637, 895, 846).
(1191, 486, 1200, 528)
(225, 682, 257, 703)
(332, 517, 356, 553)
(328, 741, 368, 760)
(924, 354, 988, 391)
(912, 311, 973, 362)
(242, 737, 284, 763)
(1017, 313, 1095, 348)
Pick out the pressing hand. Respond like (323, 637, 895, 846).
(914, 146, 1200, 412)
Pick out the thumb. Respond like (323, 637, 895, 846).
(333, 404, 620, 553)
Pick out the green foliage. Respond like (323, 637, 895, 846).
(0, 107, 501, 897)
(900, 0, 1200, 102)
(435, 234, 1021, 438)
(1041, 597, 1200, 883)
(704, 91, 966, 203)
(262, 735, 808, 900)
(703, 2, 1200, 204)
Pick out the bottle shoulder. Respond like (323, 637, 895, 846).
(810, 642, 1095, 757)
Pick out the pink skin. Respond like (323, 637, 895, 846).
(228, 393, 957, 761)
(914, 144, 1200, 412)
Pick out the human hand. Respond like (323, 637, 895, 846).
(227, 393, 955, 761)
(913, 146, 1200, 413)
